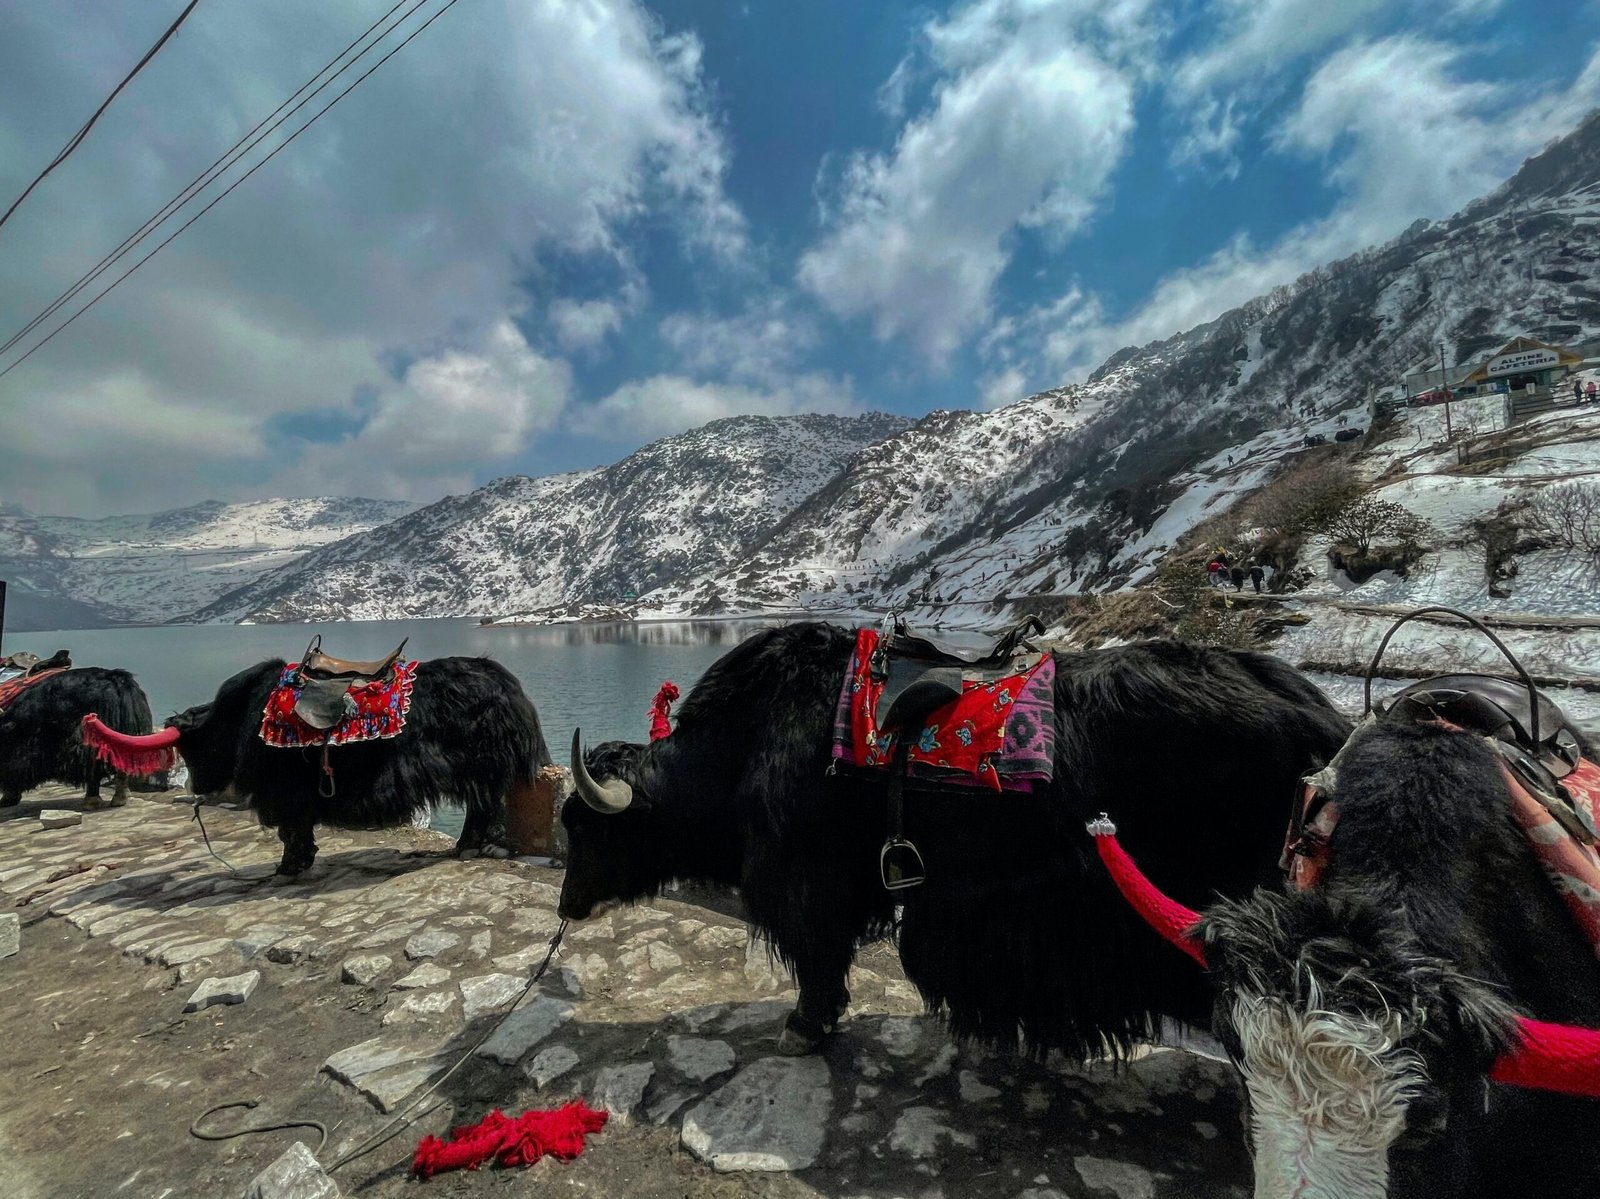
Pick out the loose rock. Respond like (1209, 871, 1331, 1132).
(524, 1044, 579, 1088)
(183, 970, 261, 1012)
(404, 928, 461, 960)
(0, 912, 18, 959)
(475, 995, 574, 1064)
(243, 1140, 340, 1199)
(38, 811, 82, 829)
(459, 972, 525, 1021)
(392, 963, 451, 991)
(590, 1062, 656, 1125)
(667, 1035, 736, 1082)
(1073, 1156, 1157, 1199)
(340, 954, 391, 986)
(681, 1056, 832, 1172)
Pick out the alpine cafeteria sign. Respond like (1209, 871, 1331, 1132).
(1487, 347, 1561, 377)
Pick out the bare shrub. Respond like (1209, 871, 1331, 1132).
(1526, 481, 1600, 555)
(1240, 458, 1364, 539)
(1311, 494, 1434, 554)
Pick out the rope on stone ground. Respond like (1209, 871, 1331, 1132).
(190, 799, 241, 876)
(189, 1100, 329, 1155)
(322, 919, 568, 1174)
(184, 920, 570, 1174)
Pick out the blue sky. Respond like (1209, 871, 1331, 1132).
(0, 0, 1596, 514)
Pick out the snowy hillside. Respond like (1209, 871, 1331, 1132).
(189, 413, 910, 622)
(0, 497, 415, 628)
(641, 109, 1600, 622)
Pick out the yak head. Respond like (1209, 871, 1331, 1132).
(1199, 888, 1515, 1199)
(558, 732, 661, 922)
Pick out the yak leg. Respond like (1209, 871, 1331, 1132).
(746, 851, 859, 1055)
(276, 817, 319, 876)
(110, 771, 129, 808)
(82, 769, 106, 811)
(0, 789, 18, 808)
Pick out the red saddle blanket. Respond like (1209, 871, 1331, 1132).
(259, 660, 418, 748)
(831, 628, 1055, 792)
(1509, 756, 1600, 960)
(0, 667, 67, 713)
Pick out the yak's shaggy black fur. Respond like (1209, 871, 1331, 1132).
(560, 621, 1350, 1059)
(1201, 720, 1600, 1198)
(0, 668, 154, 806)
(171, 656, 549, 875)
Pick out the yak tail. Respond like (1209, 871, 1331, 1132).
(80, 676, 163, 777)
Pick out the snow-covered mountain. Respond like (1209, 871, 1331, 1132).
(646, 108, 1600, 620)
(0, 497, 415, 629)
(187, 413, 910, 622)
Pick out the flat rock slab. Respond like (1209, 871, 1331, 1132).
(244, 1140, 341, 1199)
(322, 1037, 451, 1113)
(341, 954, 392, 986)
(163, 937, 235, 967)
(0, 912, 18, 959)
(38, 811, 82, 829)
(459, 972, 525, 1021)
(183, 970, 261, 1013)
(475, 995, 574, 1065)
(524, 1044, 580, 1088)
(591, 1062, 655, 1125)
(392, 963, 451, 991)
(681, 1056, 832, 1172)
(667, 1035, 736, 1082)
(404, 928, 461, 960)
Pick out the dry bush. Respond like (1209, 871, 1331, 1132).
(1155, 561, 1260, 648)
(1056, 591, 1167, 646)
(1240, 457, 1364, 538)
(1311, 494, 1434, 554)
(1527, 481, 1600, 555)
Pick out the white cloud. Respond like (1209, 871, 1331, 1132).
(658, 297, 818, 385)
(991, 37, 1600, 383)
(0, 0, 745, 514)
(570, 372, 858, 442)
(277, 321, 573, 500)
(549, 299, 625, 352)
(799, 0, 1141, 364)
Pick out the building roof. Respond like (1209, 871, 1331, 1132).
(1464, 336, 1584, 383)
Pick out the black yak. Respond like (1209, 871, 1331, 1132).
(0, 667, 155, 808)
(1096, 714, 1600, 1198)
(85, 657, 549, 876)
(560, 621, 1349, 1057)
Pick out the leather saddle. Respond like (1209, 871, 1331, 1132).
(291, 635, 407, 730)
(874, 615, 1046, 734)
(1379, 673, 1581, 781)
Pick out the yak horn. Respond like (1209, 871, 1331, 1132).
(570, 729, 633, 814)
(1086, 815, 1207, 966)
(1490, 1016, 1600, 1098)
(80, 714, 181, 776)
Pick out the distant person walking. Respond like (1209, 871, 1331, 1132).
(1589, 380, 1597, 405)
(1230, 566, 1246, 591)
(1576, 377, 1585, 404)
(1249, 565, 1265, 594)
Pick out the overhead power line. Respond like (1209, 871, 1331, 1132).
(0, 0, 203, 234)
(0, 0, 415, 359)
(0, 0, 466, 383)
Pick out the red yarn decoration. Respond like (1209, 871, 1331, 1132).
(411, 1101, 608, 1179)
(79, 714, 181, 776)
(1091, 826, 1208, 966)
(1491, 1016, 1600, 1098)
(649, 681, 679, 742)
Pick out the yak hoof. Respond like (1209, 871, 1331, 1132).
(777, 1011, 831, 1056)
(82, 797, 106, 812)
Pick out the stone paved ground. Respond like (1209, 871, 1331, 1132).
(0, 785, 1250, 1199)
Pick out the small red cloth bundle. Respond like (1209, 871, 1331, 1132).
(411, 1101, 608, 1179)
(649, 680, 679, 741)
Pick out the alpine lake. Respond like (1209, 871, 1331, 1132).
(2, 616, 790, 836)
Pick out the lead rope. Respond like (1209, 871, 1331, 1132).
(188, 921, 570, 1174)
(190, 799, 240, 877)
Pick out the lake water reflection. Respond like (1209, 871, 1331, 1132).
(3, 617, 789, 836)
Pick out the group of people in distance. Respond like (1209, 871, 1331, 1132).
(1572, 376, 1598, 405)
(1205, 548, 1267, 593)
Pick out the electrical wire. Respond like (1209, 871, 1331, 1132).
(0, 0, 466, 383)
(0, 1, 203, 233)
(0, 0, 418, 358)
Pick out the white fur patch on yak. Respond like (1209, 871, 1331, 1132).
(1233, 992, 1426, 1199)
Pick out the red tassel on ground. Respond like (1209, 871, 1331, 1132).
(649, 680, 679, 741)
(412, 1101, 608, 1180)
